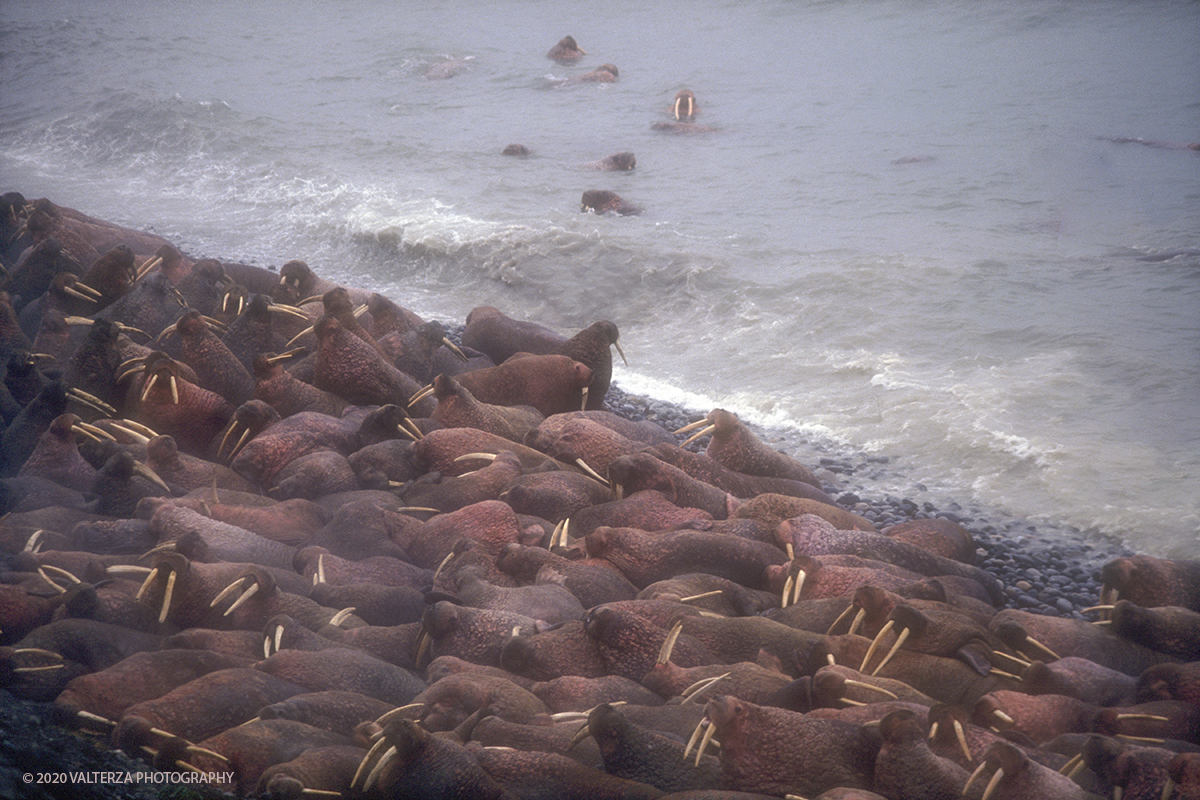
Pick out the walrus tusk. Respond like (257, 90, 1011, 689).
(792, 568, 805, 606)
(674, 418, 710, 435)
(328, 607, 356, 627)
(71, 281, 103, 299)
(135, 567, 160, 601)
(408, 384, 434, 408)
(76, 710, 117, 729)
(222, 582, 260, 616)
(228, 426, 252, 461)
(979, 767, 1005, 800)
(104, 563, 153, 577)
(156, 321, 178, 342)
(871, 626, 910, 676)
(187, 745, 230, 764)
(168, 374, 179, 404)
(694, 720, 718, 766)
(351, 737, 389, 789)
(826, 603, 857, 636)
(158, 568, 177, 623)
(683, 718, 707, 761)
(580, 386, 588, 411)
(781, 574, 794, 609)
(680, 590, 723, 604)
(23, 529, 45, 553)
(573, 458, 609, 486)
(74, 421, 116, 442)
(990, 649, 1032, 670)
(316, 553, 326, 585)
(62, 284, 98, 303)
(842, 679, 898, 700)
(132, 461, 171, 492)
(374, 704, 423, 728)
(1114, 713, 1170, 723)
(37, 567, 68, 593)
(107, 421, 150, 443)
(13, 647, 63, 663)
(140, 373, 160, 403)
(1058, 752, 1083, 776)
(614, 340, 628, 365)
(441, 337, 469, 362)
(414, 630, 430, 668)
(201, 314, 228, 331)
(41, 563, 81, 585)
(990, 709, 1015, 725)
(210, 577, 248, 608)
(567, 720, 592, 751)
(431, 551, 455, 582)
(962, 761, 988, 798)
(847, 607, 867, 636)
(265, 348, 307, 364)
(953, 719, 971, 761)
(860, 619, 894, 672)
(136, 254, 163, 279)
(66, 387, 116, 416)
(1019, 636, 1060, 662)
(454, 452, 496, 463)
(284, 325, 316, 349)
(215, 423, 239, 461)
(298, 790, 340, 797)
(656, 621, 684, 665)
(680, 672, 729, 705)
(267, 304, 310, 321)
(401, 417, 424, 440)
(679, 423, 716, 448)
(362, 745, 396, 792)
(1117, 733, 1166, 744)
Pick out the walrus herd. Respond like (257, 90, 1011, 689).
(1, 190, 1199, 800)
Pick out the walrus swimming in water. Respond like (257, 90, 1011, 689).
(580, 190, 641, 216)
(546, 36, 586, 63)
(583, 152, 636, 171)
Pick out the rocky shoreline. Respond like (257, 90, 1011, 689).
(603, 382, 1127, 619)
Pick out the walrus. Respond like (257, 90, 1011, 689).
(502, 143, 531, 156)
(423, 55, 473, 80)
(699, 695, 878, 796)
(546, 35, 586, 63)
(109, 666, 307, 754)
(53, 648, 253, 723)
(579, 703, 719, 792)
(570, 64, 619, 83)
(871, 708, 969, 800)
(581, 189, 642, 216)
(583, 152, 636, 171)
(438, 353, 593, 417)
(670, 89, 698, 120)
